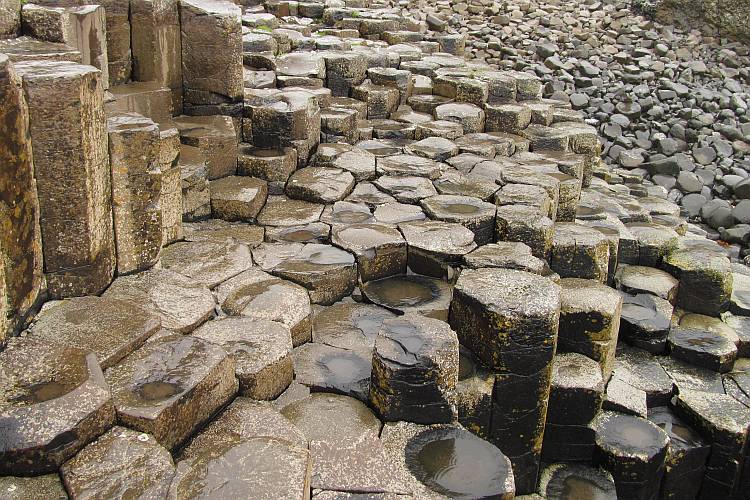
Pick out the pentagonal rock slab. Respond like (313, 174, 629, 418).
(420, 194, 496, 245)
(373, 175, 438, 204)
(160, 240, 253, 289)
(292, 340, 372, 402)
(209, 175, 268, 222)
(399, 220, 476, 279)
(105, 335, 237, 451)
(193, 317, 293, 399)
(257, 195, 324, 227)
(217, 268, 312, 346)
(331, 223, 407, 282)
(28, 296, 161, 369)
(370, 313, 459, 424)
(270, 244, 357, 305)
(104, 268, 215, 333)
(287, 166, 355, 204)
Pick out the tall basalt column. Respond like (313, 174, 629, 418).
(0, 54, 44, 339)
(98, 0, 131, 85)
(130, 0, 183, 112)
(179, 0, 243, 108)
(107, 112, 163, 274)
(17, 60, 115, 298)
(449, 268, 561, 494)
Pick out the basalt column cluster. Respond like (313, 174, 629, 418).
(1, 0, 750, 499)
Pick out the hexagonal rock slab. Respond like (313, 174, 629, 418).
(177, 397, 312, 488)
(449, 268, 560, 493)
(60, 426, 174, 499)
(257, 195, 324, 227)
(331, 223, 407, 282)
(377, 154, 445, 179)
(217, 268, 312, 346)
(27, 296, 161, 369)
(193, 317, 293, 399)
(399, 220, 477, 279)
(180, 398, 307, 457)
(0, 338, 114, 475)
(558, 278, 622, 379)
(661, 239, 733, 316)
(373, 175, 438, 204)
(463, 241, 548, 276)
(281, 393, 381, 445)
(312, 302, 396, 346)
(270, 244, 357, 305)
(209, 175, 268, 222)
(370, 313, 459, 424)
(104, 335, 237, 451)
(104, 269, 215, 334)
(292, 341, 372, 402)
(361, 274, 453, 321)
(592, 412, 669, 500)
(549, 223, 610, 283)
(169, 435, 310, 499)
(381, 421, 515, 499)
(286, 166, 356, 204)
(421, 194, 496, 245)
(160, 240, 253, 289)
(182, 219, 265, 247)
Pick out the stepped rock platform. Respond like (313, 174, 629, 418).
(1, 0, 750, 498)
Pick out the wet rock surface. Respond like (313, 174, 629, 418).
(3, 0, 750, 497)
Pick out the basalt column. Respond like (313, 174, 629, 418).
(0, 0, 20, 38)
(179, 0, 243, 111)
(17, 60, 115, 298)
(130, 0, 183, 112)
(107, 112, 163, 274)
(450, 268, 561, 494)
(0, 55, 43, 340)
(98, 0, 131, 85)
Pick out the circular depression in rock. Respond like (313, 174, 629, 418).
(404, 427, 513, 499)
(362, 275, 442, 309)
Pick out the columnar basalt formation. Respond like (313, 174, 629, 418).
(16, 60, 115, 299)
(1, 0, 750, 498)
(0, 54, 43, 341)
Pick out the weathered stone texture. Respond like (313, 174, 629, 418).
(179, 0, 243, 106)
(107, 112, 163, 274)
(131, 0, 183, 111)
(0, 55, 43, 339)
(16, 60, 116, 299)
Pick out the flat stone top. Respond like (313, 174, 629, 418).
(592, 411, 669, 460)
(677, 389, 750, 436)
(107, 112, 159, 134)
(398, 220, 476, 254)
(192, 317, 292, 372)
(664, 238, 731, 273)
(180, 0, 241, 16)
(105, 335, 231, 418)
(0, 338, 93, 411)
(551, 353, 603, 391)
(312, 303, 396, 349)
(14, 60, 100, 80)
(281, 393, 381, 444)
(273, 243, 356, 273)
(0, 37, 79, 60)
(376, 313, 458, 366)
(559, 278, 622, 314)
(332, 223, 405, 252)
(454, 268, 560, 318)
(421, 194, 496, 220)
(463, 242, 544, 272)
